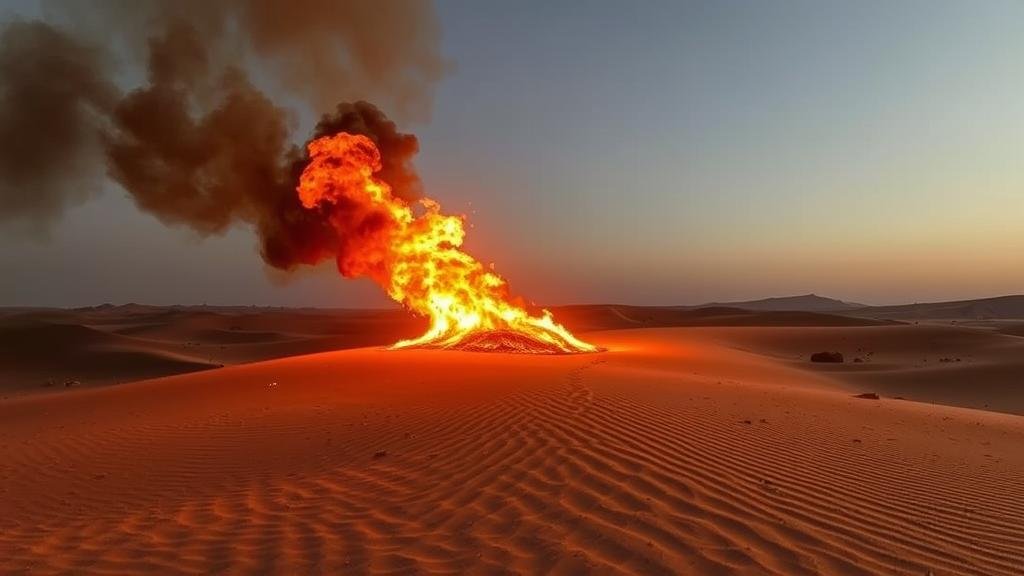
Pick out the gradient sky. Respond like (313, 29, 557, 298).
(2, 0, 1022, 307)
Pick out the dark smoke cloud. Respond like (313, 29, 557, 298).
(0, 1, 443, 271)
(0, 21, 116, 235)
(106, 21, 294, 236)
(235, 0, 447, 118)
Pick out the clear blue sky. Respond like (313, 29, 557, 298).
(2, 1, 1022, 307)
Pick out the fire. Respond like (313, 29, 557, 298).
(297, 132, 598, 354)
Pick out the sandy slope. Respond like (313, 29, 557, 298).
(1, 327, 1021, 575)
(700, 324, 1024, 414)
(0, 320, 218, 388)
(0, 307, 423, 392)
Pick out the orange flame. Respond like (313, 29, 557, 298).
(297, 132, 598, 354)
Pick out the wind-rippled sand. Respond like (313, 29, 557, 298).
(1, 327, 1022, 574)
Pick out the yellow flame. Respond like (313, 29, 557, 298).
(297, 132, 598, 354)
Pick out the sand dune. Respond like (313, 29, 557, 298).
(0, 305, 889, 394)
(846, 295, 1024, 321)
(547, 305, 892, 332)
(679, 294, 1024, 320)
(691, 294, 865, 312)
(701, 324, 1024, 414)
(0, 307, 424, 393)
(1, 327, 1021, 574)
(0, 319, 216, 389)
(995, 323, 1024, 338)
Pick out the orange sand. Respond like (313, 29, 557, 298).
(1, 327, 1022, 574)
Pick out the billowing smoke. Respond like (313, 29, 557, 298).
(0, 0, 443, 271)
(0, 21, 116, 235)
(259, 101, 423, 269)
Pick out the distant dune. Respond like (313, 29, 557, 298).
(0, 319, 216, 389)
(688, 294, 1024, 320)
(846, 295, 1024, 320)
(548, 304, 892, 332)
(0, 306, 430, 392)
(691, 294, 865, 312)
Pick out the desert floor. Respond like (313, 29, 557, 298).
(2, 322, 1022, 575)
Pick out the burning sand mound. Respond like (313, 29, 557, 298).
(403, 329, 599, 354)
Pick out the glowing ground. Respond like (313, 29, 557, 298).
(402, 329, 603, 354)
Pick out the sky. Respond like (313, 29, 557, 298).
(1, 0, 1022, 307)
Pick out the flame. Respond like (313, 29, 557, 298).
(297, 132, 598, 354)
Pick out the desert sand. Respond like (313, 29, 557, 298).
(0, 303, 896, 394)
(0, 305, 423, 393)
(2, 322, 1022, 575)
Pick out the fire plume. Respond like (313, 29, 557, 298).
(297, 132, 599, 354)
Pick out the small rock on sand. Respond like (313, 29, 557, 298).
(810, 351, 844, 363)
(373, 450, 388, 458)
(854, 392, 880, 400)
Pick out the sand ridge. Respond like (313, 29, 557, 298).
(1, 328, 1021, 574)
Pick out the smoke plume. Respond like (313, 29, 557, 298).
(0, 0, 443, 272)
(0, 21, 116, 235)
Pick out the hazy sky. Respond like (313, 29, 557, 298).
(2, 0, 1022, 307)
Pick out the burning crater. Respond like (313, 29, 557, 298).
(298, 133, 598, 354)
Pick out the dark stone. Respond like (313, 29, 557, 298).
(810, 351, 844, 363)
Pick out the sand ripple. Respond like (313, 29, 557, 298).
(1, 329, 1022, 574)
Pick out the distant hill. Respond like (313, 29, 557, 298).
(685, 294, 1024, 320)
(846, 295, 1024, 320)
(692, 294, 864, 312)
(549, 305, 893, 332)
